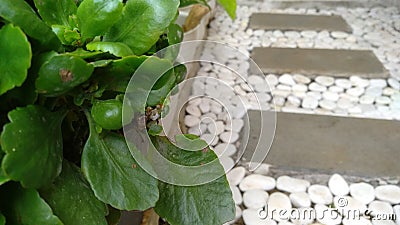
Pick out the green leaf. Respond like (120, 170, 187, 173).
(0, 212, 4, 225)
(34, 0, 77, 26)
(0, 150, 10, 186)
(77, 0, 123, 40)
(82, 113, 159, 210)
(96, 56, 148, 92)
(147, 68, 176, 106)
(104, 0, 180, 55)
(86, 42, 133, 57)
(179, 0, 208, 8)
(0, 0, 61, 50)
(0, 183, 63, 225)
(0, 105, 65, 188)
(52, 25, 81, 45)
(40, 161, 108, 225)
(152, 136, 235, 225)
(175, 134, 208, 151)
(167, 24, 183, 45)
(36, 55, 94, 96)
(0, 24, 32, 96)
(216, 0, 236, 19)
(66, 48, 105, 59)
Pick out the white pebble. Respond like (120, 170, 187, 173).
(276, 176, 311, 193)
(376, 96, 391, 105)
(336, 79, 352, 89)
(365, 86, 383, 97)
(319, 99, 336, 110)
(248, 75, 265, 85)
(253, 163, 270, 175)
(350, 182, 375, 205)
(369, 200, 394, 216)
(328, 174, 350, 196)
(370, 79, 387, 88)
(184, 115, 200, 127)
(309, 82, 327, 92)
(292, 84, 308, 92)
(231, 185, 243, 205)
(201, 133, 219, 146)
(375, 185, 400, 204)
(347, 87, 365, 97)
(243, 189, 269, 209)
(289, 192, 311, 208)
(266, 74, 279, 86)
(315, 204, 342, 225)
(243, 209, 277, 225)
(267, 192, 292, 221)
(207, 121, 225, 135)
(360, 95, 375, 104)
(220, 131, 239, 143)
(293, 74, 311, 84)
(302, 96, 319, 109)
(279, 74, 296, 86)
(227, 166, 246, 186)
(333, 196, 367, 215)
(329, 85, 344, 93)
(199, 102, 211, 113)
(213, 142, 236, 158)
(337, 98, 354, 109)
(315, 76, 335, 86)
(323, 91, 340, 101)
(393, 205, 400, 225)
(239, 174, 276, 191)
(308, 185, 333, 205)
(388, 78, 400, 90)
(186, 105, 201, 117)
(331, 31, 349, 38)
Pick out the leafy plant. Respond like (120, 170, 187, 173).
(0, 0, 235, 225)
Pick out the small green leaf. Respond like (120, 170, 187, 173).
(148, 123, 163, 136)
(179, 0, 208, 8)
(87, 42, 133, 57)
(96, 56, 148, 92)
(82, 113, 159, 210)
(34, 0, 77, 26)
(0, 183, 63, 225)
(175, 134, 208, 151)
(40, 161, 108, 225)
(152, 136, 235, 225)
(147, 69, 176, 106)
(67, 48, 105, 59)
(52, 25, 81, 45)
(0, 0, 61, 50)
(36, 55, 94, 96)
(77, 0, 123, 40)
(0, 150, 10, 186)
(0, 212, 4, 225)
(167, 24, 183, 45)
(174, 64, 187, 84)
(216, 0, 236, 19)
(0, 24, 32, 96)
(104, 0, 180, 55)
(0, 105, 65, 188)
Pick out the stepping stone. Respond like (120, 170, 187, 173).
(241, 111, 400, 177)
(251, 47, 389, 79)
(249, 13, 352, 32)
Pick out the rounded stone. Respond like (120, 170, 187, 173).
(186, 104, 201, 117)
(365, 86, 383, 97)
(248, 75, 265, 85)
(266, 74, 279, 86)
(315, 76, 335, 86)
(328, 173, 350, 196)
(319, 100, 336, 110)
(276, 176, 311, 193)
(279, 74, 296, 86)
(350, 182, 375, 205)
(388, 78, 400, 90)
(375, 185, 400, 204)
(213, 143, 237, 157)
(243, 189, 269, 209)
(309, 82, 327, 92)
(253, 163, 271, 175)
(243, 209, 277, 225)
(231, 185, 243, 205)
(360, 95, 375, 104)
(323, 91, 340, 101)
(239, 174, 276, 191)
(226, 166, 246, 186)
(335, 79, 352, 89)
(293, 74, 311, 84)
(302, 96, 319, 109)
(347, 87, 365, 97)
(184, 115, 200, 127)
(308, 185, 333, 205)
(370, 79, 387, 88)
(368, 200, 394, 216)
(268, 192, 292, 221)
(201, 133, 219, 146)
(219, 131, 239, 143)
(315, 204, 342, 225)
(207, 121, 225, 135)
(289, 192, 311, 208)
(333, 196, 367, 214)
(376, 96, 391, 105)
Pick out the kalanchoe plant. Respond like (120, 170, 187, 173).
(0, 0, 236, 224)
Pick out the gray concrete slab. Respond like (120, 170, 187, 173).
(241, 111, 400, 177)
(249, 13, 353, 32)
(251, 47, 389, 78)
